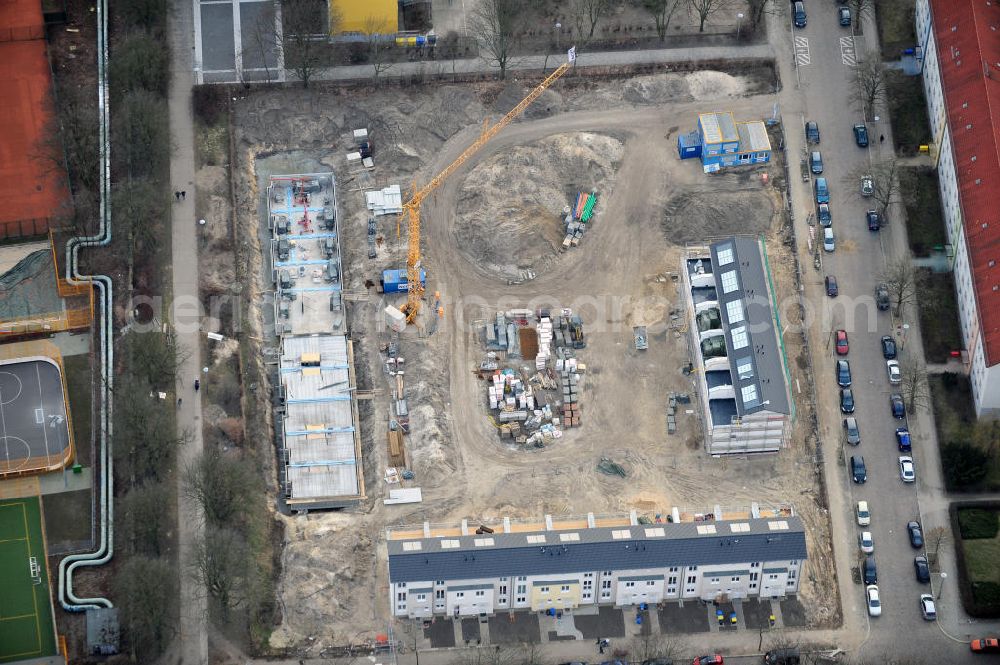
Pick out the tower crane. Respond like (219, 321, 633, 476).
(398, 57, 574, 323)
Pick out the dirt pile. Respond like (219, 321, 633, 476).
(621, 71, 748, 105)
(661, 188, 776, 244)
(452, 132, 625, 281)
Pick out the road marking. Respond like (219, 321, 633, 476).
(840, 36, 857, 66)
(794, 36, 811, 66)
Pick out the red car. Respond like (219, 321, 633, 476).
(835, 329, 849, 356)
(693, 656, 724, 665)
(972, 637, 1000, 653)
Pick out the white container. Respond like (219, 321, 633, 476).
(384, 305, 407, 333)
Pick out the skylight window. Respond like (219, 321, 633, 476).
(716, 246, 734, 266)
(741, 384, 758, 406)
(440, 539, 461, 548)
(720, 270, 739, 294)
(726, 300, 744, 324)
(736, 357, 754, 380)
(696, 524, 717, 535)
(731, 326, 749, 350)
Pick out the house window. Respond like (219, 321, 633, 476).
(499, 597, 507, 604)
(436, 590, 445, 599)
(540, 587, 550, 593)
(457, 592, 465, 598)
(603, 571, 612, 576)
(417, 594, 426, 601)
(436, 580, 445, 585)
(790, 560, 798, 566)
(789, 569, 797, 580)
(399, 583, 407, 588)
(750, 583, 758, 590)
(668, 576, 678, 585)
(669, 567, 679, 573)
(584, 573, 593, 578)
(710, 577, 720, 585)
(583, 580, 593, 589)
(647, 581, 655, 586)
(625, 582, 636, 588)
(731, 576, 740, 582)
(583, 592, 592, 600)
(688, 566, 698, 571)
(397, 592, 407, 602)
(476, 591, 486, 597)
(560, 585, 570, 592)
(500, 577, 507, 582)
(768, 574, 779, 580)
(397, 604, 406, 611)
(517, 576, 527, 581)
(517, 585, 526, 594)
(601, 591, 612, 599)
(667, 587, 677, 595)
(516, 596, 526, 604)
(601, 580, 612, 589)
(751, 562, 760, 568)
(687, 576, 697, 584)
(787, 579, 796, 586)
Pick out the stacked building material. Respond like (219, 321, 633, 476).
(562, 192, 599, 249)
(365, 184, 403, 216)
(535, 316, 552, 370)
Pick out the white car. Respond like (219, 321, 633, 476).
(886, 359, 901, 384)
(861, 175, 874, 197)
(859, 531, 874, 554)
(899, 455, 916, 482)
(920, 593, 937, 620)
(823, 227, 835, 252)
(857, 500, 871, 526)
(866, 584, 882, 617)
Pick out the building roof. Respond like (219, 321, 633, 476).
(737, 121, 771, 153)
(930, 0, 1000, 365)
(387, 516, 807, 583)
(709, 237, 790, 416)
(699, 112, 739, 145)
(332, 0, 399, 35)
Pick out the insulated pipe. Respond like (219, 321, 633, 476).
(59, 0, 113, 612)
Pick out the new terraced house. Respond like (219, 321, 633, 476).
(386, 506, 806, 619)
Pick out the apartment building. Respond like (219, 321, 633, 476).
(916, 0, 1000, 416)
(386, 506, 806, 620)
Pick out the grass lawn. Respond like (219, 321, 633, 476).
(931, 375, 1000, 491)
(900, 167, 945, 256)
(887, 72, 931, 156)
(42, 490, 92, 553)
(877, 0, 917, 60)
(965, 537, 1000, 583)
(62, 352, 92, 468)
(917, 270, 963, 362)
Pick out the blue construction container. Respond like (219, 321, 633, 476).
(382, 269, 427, 293)
(677, 131, 702, 159)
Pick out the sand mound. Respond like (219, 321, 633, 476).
(661, 189, 775, 244)
(621, 71, 747, 105)
(453, 132, 625, 281)
(685, 71, 747, 100)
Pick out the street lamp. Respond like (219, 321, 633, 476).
(938, 572, 947, 600)
(737, 13, 745, 40)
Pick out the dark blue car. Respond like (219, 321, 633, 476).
(837, 359, 852, 387)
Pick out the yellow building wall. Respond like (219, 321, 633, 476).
(331, 0, 398, 34)
(529, 581, 581, 611)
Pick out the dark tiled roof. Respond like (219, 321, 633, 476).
(388, 517, 806, 584)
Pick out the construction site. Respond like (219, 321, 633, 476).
(222, 61, 839, 650)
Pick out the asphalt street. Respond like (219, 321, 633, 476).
(781, 3, 996, 663)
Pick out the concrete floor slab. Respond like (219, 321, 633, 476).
(460, 618, 481, 644)
(488, 613, 541, 644)
(200, 3, 235, 71)
(573, 606, 625, 640)
(740, 598, 773, 630)
(424, 618, 456, 648)
(778, 597, 807, 628)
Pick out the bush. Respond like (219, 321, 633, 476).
(118, 0, 168, 32)
(192, 85, 231, 126)
(943, 442, 991, 490)
(959, 508, 1000, 540)
(112, 90, 170, 179)
(111, 33, 170, 97)
(972, 581, 1000, 609)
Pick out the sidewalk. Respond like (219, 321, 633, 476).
(168, 0, 208, 660)
(305, 43, 775, 83)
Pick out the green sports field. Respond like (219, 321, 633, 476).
(0, 497, 57, 663)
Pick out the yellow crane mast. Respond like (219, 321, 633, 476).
(399, 59, 573, 322)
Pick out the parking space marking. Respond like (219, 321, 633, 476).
(840, 36, 857, 66)
(794, 36, 811, 66)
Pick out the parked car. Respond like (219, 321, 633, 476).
(856, 500, 871, 526)
(793, 1, 807, 27)
(823, 227, 835, 252)
(899, 456, 915, 482)
(851, 455, 867, 483)
(694, 656, 724, 665)
(881, 335, 898, 359)
(876, 283, 891, 311)
(837, 359, 852, 387)
(841, 388, 855, 413)
(844, 416, 861, 445)
(887, 359, 901, 384)
(815, 177, 830, 203)
(839, 6, 852, 25)
(914, 556, 930, 583)
(896, 427, 912, 452)
(836, 330, 849, 355)
(810, 151, 824, 174)
(908, 521, 924, 548)
(971, 638, 1000, 653)
(817, 203, 832, 226)
(857, 500, 871, 526)
(826, 274, 839, 297)
(859, 531, 874, 554)
(920, 594, 936, 620)
(867, 209, 881, 231)
(891, 393, 906, 419)
(863, 555, 878, 584)
(764, 648, 800, 665)
(866, 584, 882, 617)
(861, 175, 874, 197)
(806, 121, 820, 144)
(854, 123, 870, 147)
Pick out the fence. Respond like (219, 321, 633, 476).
(1, 218, 51, 241)
(0, 25, 45, 43)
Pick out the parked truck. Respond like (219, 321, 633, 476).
(633, 326, 648, 350)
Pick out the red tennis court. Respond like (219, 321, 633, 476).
(0, 0, 68, 240)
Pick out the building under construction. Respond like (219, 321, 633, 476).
(267, 172, 365, 512)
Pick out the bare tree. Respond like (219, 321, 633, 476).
(688, 0, 731, 32)
(852, 55, 887, 121)
(183, 450, 258, 526)
(745, 0, 772, 34)
(900, 352, 931, 411)
(113, 555, 178, 659)
(629, 633, 687, 662)
(881, 258, 923, 315)
(189, 526, 260, 621)
(642, 0, 683, 41)
(118, 482, 171, 555)
(281, 0, 335, 87)
(846, 0, 875, 30)
(364, 15, 394, 82)
(569, 0, 612, 41)
(245, 1, 278, 83)
(848, 158, 901, 218)
(925, 526, 950, 567)
(469, 0, 525, 80)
